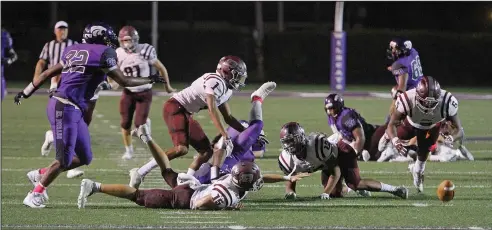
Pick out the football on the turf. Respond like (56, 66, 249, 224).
(437, 180, 455, 202)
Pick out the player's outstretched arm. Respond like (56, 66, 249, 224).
(218, 102, 246, 133)
(262, 173, 311, 183)
(14, 63, 63, 104)
(194, 195, 222, 210)
(321, 166, 341, 196)
(152, 59, 176, 93)
(206, 94, 229, 138)
(107, 68, 163, 87)
(447, 115, 464, 144)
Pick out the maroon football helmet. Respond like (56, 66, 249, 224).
(231, 161, 263, 192)
(118, 25, 139, 52)
(280, 122, 307, 155)
(415, 76, 441, 114)
(216, 56, 247, 90)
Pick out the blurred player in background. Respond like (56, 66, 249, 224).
(15, 22, 167, 208)
(78, 124, 307, 210)
(382, 76, 465, 193)
(128, 82, 276, 188)
(1, 27, 18, 100)
(386, 38, 424, 123)
(116, 25, 176, 160)
(278, 122, 408, 200)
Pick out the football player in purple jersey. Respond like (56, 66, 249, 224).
(14, 22, 166, 208)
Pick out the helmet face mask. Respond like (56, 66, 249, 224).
(118, 26, 139, 52)
(216, 56, 247, 90)
(415, 76, 441, 114)
(279, 122, 307, 156)
(324, 93, 344, 117)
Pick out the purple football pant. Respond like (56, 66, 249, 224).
(47, 98, 93, 168)
(196, 120, 263, 184)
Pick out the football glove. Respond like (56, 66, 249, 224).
(14, 92, 27, 105)
(391, 137, 408, 156)
(443, 135, 454, 147)
(320, 193, 331, 200)
(257, 134, 269, 145)
(148, 74, 166, 84)
(224, 137, 234, 157)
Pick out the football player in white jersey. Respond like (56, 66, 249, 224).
(383, 76, 465, 193)
(160, 56, 276, 179)
(278, 122, 408, 200)
(78, 124, 308, 210)
(116, 25, 176, 160)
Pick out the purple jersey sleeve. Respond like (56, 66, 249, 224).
(391, 61, 408, 76)
(99, 48, 118, 72)
(341, 111, 361, 133)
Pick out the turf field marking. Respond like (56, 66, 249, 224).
(2, 224, 490, 230)
(161, 216, 231, 219)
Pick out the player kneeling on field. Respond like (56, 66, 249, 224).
(278, 122, 408, 200)
(78, 124, 309, 210)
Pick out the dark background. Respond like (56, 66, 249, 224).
(2, 1, 492, 86)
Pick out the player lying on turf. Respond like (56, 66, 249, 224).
(381, 76, 465, 193)
(78, 124, 309, 210)
(15, 22, 167, 208)
(127, 81, 277, 188)
(278, 122, 408, 200)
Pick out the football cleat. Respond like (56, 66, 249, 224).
(391, 186, 409, 199)
(251, 81, 276, 101)
(26, 170, 49, 200)
(131, 124, 152, 143)
(356, 190, 372, 197)
(78, 179, 96, 209)
(23, 191, 47, 208)
(41, 130, 54, 156)
(129, 168, 144, 189)
(121, 151, 134, 160)
(66, 168, 84, 179)
(27, 170, 41, 186)
(412, 171, 424, 193)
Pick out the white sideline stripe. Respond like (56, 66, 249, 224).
(5, 183, 490, 189)
(161, 216, 231, 219)
(3, 168, 492, 175)
(3, 225, 489, 230)
(165, 221, 236, 224)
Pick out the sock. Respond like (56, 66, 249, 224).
(39, 168, 48, 174)
(346, 186, 354, 193)
(94, 182, 102, 193)
(414, 159, 426, 175)
(210, 166, 219, 180)
(33, 183, 46, 193)
(49, 78, 58, 90)
(125, 145, 134, 153)
(249, 100, 263, 121)
(140, 134, 152, 144)
(380, 183, 397, 192)
(145, 118, 152, 135)
(186, 168, 196, 176)
(137, 159, 159, 177)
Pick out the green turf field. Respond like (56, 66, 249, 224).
(2, 90, 492, 229)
